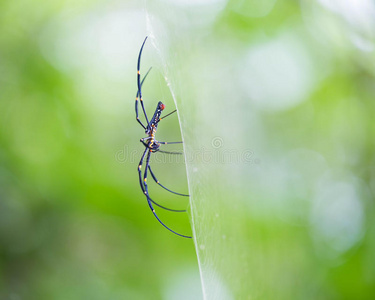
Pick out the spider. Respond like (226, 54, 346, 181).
(135, 36, 191, 239)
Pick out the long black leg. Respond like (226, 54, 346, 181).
(135, 67, 152, 129)
(138, 148, 185, 212)
(149, 198, 186, 212)
(157, 109, 177, 124)
(140, 137, 151, 147)
(157, 141, 183, 144)
(138, 148, 148, 190)
(158, 150, 183, 155)
(147, 200, 192, 239)
(137, 36, 150, 126)
(143, 151, 191, 238)
(148, 165, 189, 196)
(141, 141, 184, 157)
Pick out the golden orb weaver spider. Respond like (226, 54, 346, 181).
(135, 36, 191, 238)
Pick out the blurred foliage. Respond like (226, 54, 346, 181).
(1, 0, 375, 299)
(0, 1, 196, 299)
(161, 0, 375, 299)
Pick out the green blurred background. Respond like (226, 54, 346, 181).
(1, 0, 375, 299)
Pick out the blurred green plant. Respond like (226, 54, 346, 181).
(1, 0, 375, 299)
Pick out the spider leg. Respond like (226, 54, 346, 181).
(135, 67, 152, 129)
(147, 201, 192, 239)
(156, 109, 177, 124)
(148, 199, 186, 213)
(138, 148, 148, 190)
(158, 150, 184, 155)
(138, 148, 185, 212)
(157, 141, 183, 145)
(137, 36, 150, 126)
(148, 165, 189, 197)
(143, 150, 191, 238)
(140, 137, 151, 147)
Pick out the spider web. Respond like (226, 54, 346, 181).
(144, 9, 239, 300)
(143, 1, 373, 299)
